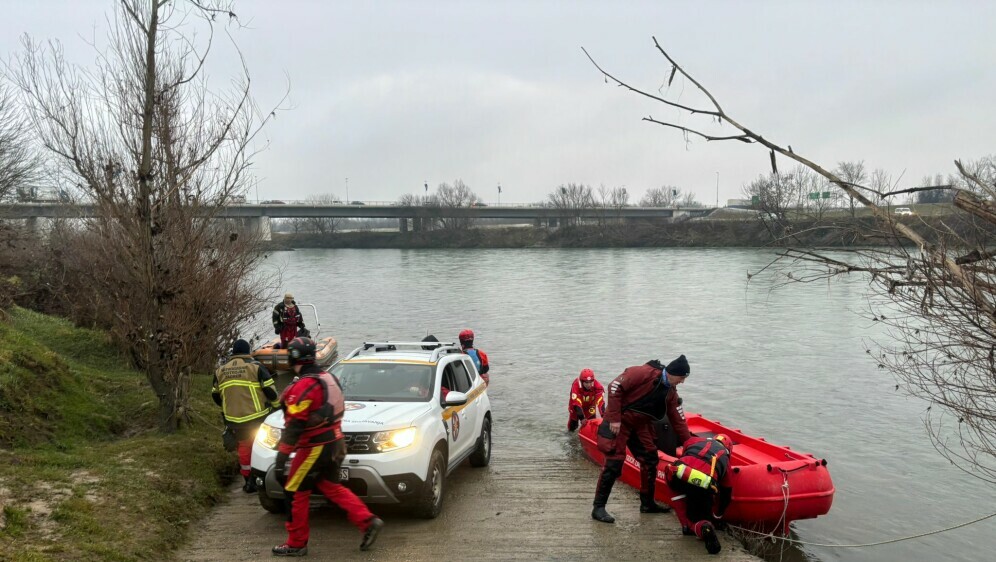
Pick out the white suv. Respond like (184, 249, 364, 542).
(250, 341, 492, 519)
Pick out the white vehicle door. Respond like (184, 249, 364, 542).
(440, 358, 477, 463)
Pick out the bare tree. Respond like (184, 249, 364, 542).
(298, 193, 343, 236)
(741, 173, 797, 219)
(835, 161, 867, 217)
(640, 186, 679, 207)
(547, 183, 595, 226)
(0, 83, 41, 202)
(585, 38, 996, 480)
(640, 185, 700, 207)
(9, 0, 279, 432)
(432, 179, 479, 230)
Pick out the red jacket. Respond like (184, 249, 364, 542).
(604, 363, 691, 444)
(569, 378, 605, 419)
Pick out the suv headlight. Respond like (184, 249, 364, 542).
(256, 423, 282, 450)
(372, 427, 417, 452)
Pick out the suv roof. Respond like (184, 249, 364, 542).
(343, 341, 464, 364)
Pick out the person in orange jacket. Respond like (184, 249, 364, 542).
(568, 368, 605, 431)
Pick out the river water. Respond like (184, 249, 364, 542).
(263, 248, 996, 562)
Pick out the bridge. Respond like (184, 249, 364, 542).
(1, 202, 717, 239)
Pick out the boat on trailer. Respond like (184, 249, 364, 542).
(578, 414, 834, 533)
(250, 303, 338, 373)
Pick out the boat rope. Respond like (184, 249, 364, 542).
(731, 507, 996, 549)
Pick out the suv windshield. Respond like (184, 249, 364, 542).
(332, 362, 435, 402)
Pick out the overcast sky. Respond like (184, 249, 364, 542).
(3, 0, 994, 204)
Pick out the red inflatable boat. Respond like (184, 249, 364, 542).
(578, 414, 834, 533)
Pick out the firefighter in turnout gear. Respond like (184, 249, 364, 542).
(213, 339, 279, 492)
(271, 337, 384, 557)
(591, 355, 692, 523)
(664, 434, 735, 555)
(568, 368, 605, 431)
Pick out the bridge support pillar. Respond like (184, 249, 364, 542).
(25, 217, 40, 236)
(399, 218, 409, 233)
(547, 217, 559, 228)
(246, 216, 271, 241)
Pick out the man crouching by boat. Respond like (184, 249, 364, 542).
(591, 355, 692, 523)
(664, 434, 734, 555)
(568, 369, 604, 431)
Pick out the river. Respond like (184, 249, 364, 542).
(262, 247, 996, 562)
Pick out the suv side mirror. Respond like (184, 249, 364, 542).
(443, 391, 468, 406)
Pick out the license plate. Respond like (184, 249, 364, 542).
(339, 468, 349, 481)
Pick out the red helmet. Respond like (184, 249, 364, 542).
(458, 329, 475, 343)
(579, 368, 596, 383)
(714, 433, 733, 451)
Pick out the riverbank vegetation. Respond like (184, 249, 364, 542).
(270, 210, 963, 250)
(0, 307, 232, 561)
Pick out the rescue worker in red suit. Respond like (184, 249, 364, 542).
(271, 337, 384, 556)
(459, 329, 490, 384)
(664, 434, 734, 555)
(568, 368, 605, 431)
(272, 293, 305, 349)
(592, 354, 692, 523)
(212, 339, 279, 493)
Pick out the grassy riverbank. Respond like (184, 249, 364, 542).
(0, 308, 233, 562)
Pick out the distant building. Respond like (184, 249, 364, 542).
(726, 198, 751, 209)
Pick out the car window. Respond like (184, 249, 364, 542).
(331, 362, 435, 402)
(462, 359, 478, 380)
(450, 361, 472, 393)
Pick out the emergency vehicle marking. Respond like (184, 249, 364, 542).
(451, 413, 461, 441)
(344, 402, 366, 411)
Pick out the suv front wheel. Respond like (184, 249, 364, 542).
(469, 416, 492, 467)
(258, 489, 286, 514)
(414, 448, 446, 519)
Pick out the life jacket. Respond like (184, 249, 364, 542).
(215, 356, 272, 424)
(300, 370, 345, 430)
(466, 348, 482, 372)
(673, 438, 731, 492)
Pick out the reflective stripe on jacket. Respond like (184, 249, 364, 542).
(214, 356, 275, 423)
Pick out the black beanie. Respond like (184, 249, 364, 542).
(232, 339, 251, 355)
(665, 354, 690, 376)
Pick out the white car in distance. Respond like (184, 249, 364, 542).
(251, 341, 492, 519)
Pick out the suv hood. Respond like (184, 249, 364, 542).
(262, 402, 431, 432)
(342, 402, 432, 432)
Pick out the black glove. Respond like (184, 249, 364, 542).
(274, 452, 289, 486)
(274, 326, 282, 335)
(572, 405, 584, 420)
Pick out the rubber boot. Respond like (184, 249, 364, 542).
(592, 462, 619, 523)
(591, 506, 615, 523)
(700, 521, 722, 555)
(243, 476, 257, 494)
(638, 473, 670, 514)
